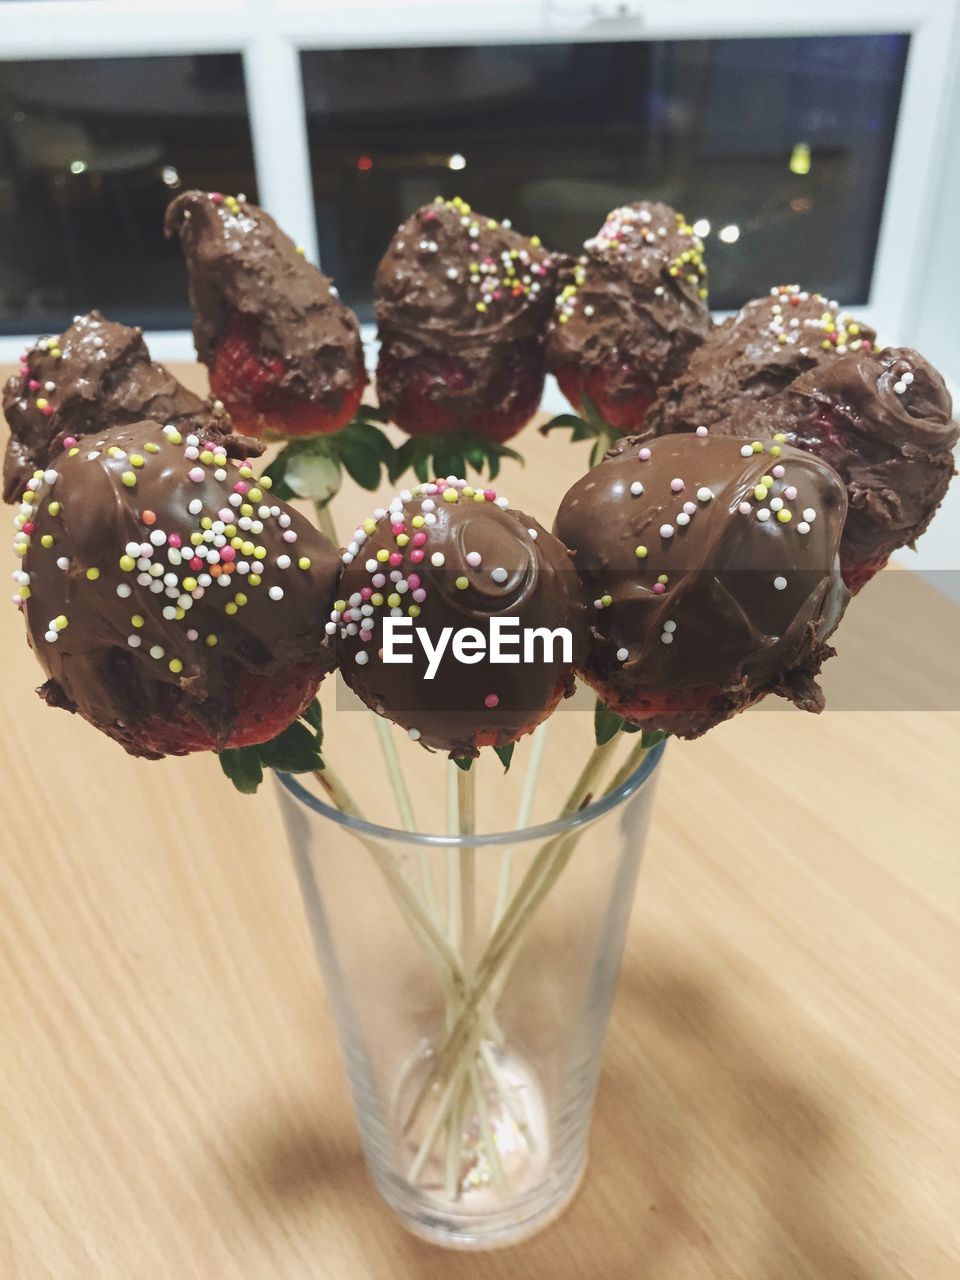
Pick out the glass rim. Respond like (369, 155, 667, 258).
(276, 738, 666, 848)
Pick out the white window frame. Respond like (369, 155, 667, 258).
(1, 0, 957, 368)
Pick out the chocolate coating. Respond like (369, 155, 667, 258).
(555, 433, 849, 738)
(647, 285, 877, 437)
(546, 201, 711, 407)
(14, 420, 339, 758)
(3, 311, 220, 504)
(374, 197, 562, 429)
(164, 190, 365, 411)
(740, 347, 958, 591)
(332, 482, 586, 757)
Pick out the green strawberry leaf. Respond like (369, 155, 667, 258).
(493, 743, 515, 772)
(386, 431, 524, 485)
(594, 699, 625, 746)
(453, 756, 474, 772)
(300, 697, 322, 734)
(219, 746, 264, 795)
(640, 729, 669, 749)
(255, 720, 323, 773)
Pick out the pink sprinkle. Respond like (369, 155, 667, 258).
(483, 489, 496, 501)
(670, 478, 684, 492)
(638, 447, 651, 461)
(784, 485, 798, 500)
(188, 467, 204, 483)
(219, 546, 236, 562)
(168, 534, 182, 549)
(282, 530, 297, 543)
(772, 465, 785, 479)
(484, 693, 500, 709)
(42, 405, 53, 416)
(410, 549, 425, 563)
(407, 573, 421, 589)
(682, 501, 696, 515)
(210, 192, 224, 203)
(389, 552, 403, 567)
(653, 582, 666, 594)
(412, 532, 427, 547)
(62, 437, 77, 448)
(412, 588, 427, 603)
(466, 551, 481, 568)
(189, 556, 203, 571)
(234, 481, 249, 495)
(28, 379, 39, 391)
(423, 209, 437, 222)
(22, 521, 36, 535)
(186, 629, 199, 641)
(391, 522, 405, 535)
(371, 573, 386, 588)
(359, 629, 373, 643)
(360, 587, 373, 601)
(738, 502, 752, 515)
(696, 426, 709, 438)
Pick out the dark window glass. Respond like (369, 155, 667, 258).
(302, 36, 908, 321)
(0, 55, 256, 335)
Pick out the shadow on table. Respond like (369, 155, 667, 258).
(224, 952, 895, 1280)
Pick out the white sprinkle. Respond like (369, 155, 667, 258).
(491, 567, 508, 584)
(740, 445, 754, 457)
(676, 513, 690, 526)
(162, 606, 177, 620)
(421, 499, 436, 513)
(149, 529, 167, 546)
(902, 371, 914, 386)
(893, 381, 907, 395)
(341, 552, 354, 565)
(45, 630, 58, 643)
(738, 501, 752, 515)
(116, 583, 132, 598)
(757, 508, 771, 522)
(803, 508, 817, 522)
(770, 497, 784, 512)
(149, 645, 164, 659)
(616, 647, 629, 662)
(784, 485, 798, 501)
(696, 487, 713, 502)
(695, 426, 709, 438)
(774, 576, 788, 591)
(277, 554, 292, 570)
(214, 469, 227, 482)
(431, 552, 445, 567)
(365, 558, 378, 572)
(42, 469, 58, 486)
(188, 499, 203, 516)
(659, 524, 674, 539)
(408, 728, 421, 741)
(324, 621, 337, 636)
(663, 620, 677, 633)
(797, 521, 811, 534)
(528, 528, 538, 540)
(355, 651, 369, 665)
(660, 632, 674, 645)
(630, 481, 644, 497)
(466, 551, 482, 567)
(495, 497, 509, 508)
(269, 586, 284, 601)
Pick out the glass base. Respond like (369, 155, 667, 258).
(368, 1040, 586, 1250)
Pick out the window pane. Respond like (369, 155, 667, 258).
(0, 55, 257, 335)
(302, 36, 907, 321)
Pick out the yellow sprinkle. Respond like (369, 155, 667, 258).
(407, 604, 421, 618)
(248, 488, 262, 503)
(169, 658, 183, 674)
(254, 545, 266, 560)
(777, 334, 788, 345)
(751, 442, 763, 453)
(231, 537, 243, 549)
(777, 509, 792, 523)
(376, 548, 389, 563)
(475, 302, 487, 313)
(443, 488, 458, 503)
(205, 634, 218, 647)
(201, 517, 213, 530)
(770, 445, 782, 457)
(145, 442, 160, 454)
(371, 592, 384, 606)
(473, 491, 485, 502)
(235, 592, 248, 607)
(199, 450, 214, 465)
(241, 541, 255, 557)
(174, 608, 185, 621)
(657, 574, 669, 585)
(333, 600, 346, 613)
(107, 446, 125, 459)
(395, 534, 409, 547)
(773, 433, 787, 444)
(411, 516, 425, 529)
(387, 593, 401, 608)
(121, 471, 136, 487)
(635, 546, 648, 559)
(182, 577, 197, 592)
(849, 323, 860, 336)
(240, 503, 254, 517)
(530, 235, 541, 247)
(13, 546, 26, 558)
(455, 576, 469, 590)
(19, 585, 31, 599)
(54, 615, 68, 631)
(68, 448, 79, 457)
(699, 288, 709, 298)
(40, 534, 54, 548)
(297, 557, 311, 570)
(260, 475, 273, 489)
(164, 428, 183, 445)
(363, 518, 377, 534)
(130, 454, 145, 468)
(600, 594, 612, 607)
(462, 487, 475, 498)
(248, 574, 261, 587)
(36, 397, 48, 410)
(225, 602, 238, 615)
(22, 491, 36, 505)
(85, 567, 100, 581)
(119, 555, 136, 571)
(239, 467, 254, 480)
(761, 475, 774, 487)
(754, 485, 768, 501)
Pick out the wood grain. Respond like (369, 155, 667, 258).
(1, 364, 958, 1279)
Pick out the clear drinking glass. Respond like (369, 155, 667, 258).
(275, 739, 665, 1250)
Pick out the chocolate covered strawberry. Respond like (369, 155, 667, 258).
(165, 191, 366, 440)
(546, 202, 711, 433)
(374, 197, 562, 443)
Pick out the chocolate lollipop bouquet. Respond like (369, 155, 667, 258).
(6, 191, 957, 1250)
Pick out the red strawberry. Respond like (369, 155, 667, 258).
(376, 339, 544, 444)
(553, 362, 657, 434)
(210, 316, 365, 441)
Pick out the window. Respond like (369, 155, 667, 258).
(0, 54, 257, 336)
(301, 36, 908, 322)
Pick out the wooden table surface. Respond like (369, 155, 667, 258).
(2, 365, 959, 1279)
